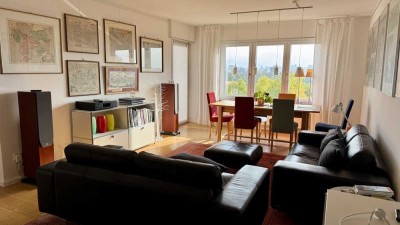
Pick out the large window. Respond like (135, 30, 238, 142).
(220, 39, 315, 104)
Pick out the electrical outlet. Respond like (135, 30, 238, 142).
(14, 153, 22, 163)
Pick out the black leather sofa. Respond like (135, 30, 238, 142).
(37, 143, 270, 225)
(270, 124, 391, 224)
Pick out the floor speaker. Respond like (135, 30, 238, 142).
(161, 83, 180, 135)
(18, 91, 54, 180)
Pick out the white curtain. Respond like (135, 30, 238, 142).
(312, 17, 352, 127)
(196, 25, 221, 125)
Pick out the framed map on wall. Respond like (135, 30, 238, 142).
(374, 5, 389, 91)
(0, 8, 62, 74)
(105, 66, 138, 94)
(103, 19, 137, 64)
(65, 14, 99, 54)
(382, 0, 400, 96)
(67, 60, 100, 97)
(367, 20, 379, 87)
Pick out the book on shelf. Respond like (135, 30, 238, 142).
(354, 185, 394, 197)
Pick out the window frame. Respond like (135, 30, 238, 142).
(219, 38, 315, 102)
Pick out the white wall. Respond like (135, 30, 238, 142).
(362, 0, 400, 199)
(0, 0, 194, 185)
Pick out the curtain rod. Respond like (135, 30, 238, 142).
(231, 6, 313, 15)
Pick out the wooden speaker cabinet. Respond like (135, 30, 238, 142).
(18, 91, 54, 180)
(161, 83, 180, 135)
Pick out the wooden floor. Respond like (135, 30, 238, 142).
(0, 122, 294, 225)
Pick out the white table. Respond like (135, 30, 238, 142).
(324, 189, 400, 225)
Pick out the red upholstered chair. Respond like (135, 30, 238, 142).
(234, 97, 259, 143)
(207, 92, 234, 139)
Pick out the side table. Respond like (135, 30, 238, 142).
(324, 189, 400, 225)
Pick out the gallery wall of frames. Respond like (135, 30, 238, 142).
(365, 0, 400, 98)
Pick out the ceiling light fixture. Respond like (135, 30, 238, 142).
(233, 13, 239, 75)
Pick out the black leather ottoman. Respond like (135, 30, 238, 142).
(204, 141, 263, 169)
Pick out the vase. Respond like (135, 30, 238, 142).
(92, 117, 97, 134)
(96, 115, 107, 133)
(106, 114, 115, 131)
(257, 98, 264, 106)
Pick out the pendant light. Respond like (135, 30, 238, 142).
(233, 14, 239, 75)
(295, 8, 305, 78)
(253, 12, 260, 75)
(274, 10, 281, 76)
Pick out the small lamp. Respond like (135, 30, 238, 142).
(331, 102, 352, 126)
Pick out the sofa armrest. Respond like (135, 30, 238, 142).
(271, 160, 391, 222)
(297, 130, 328, 148)
(212, 165, 270, 225)
(36, 159, 65, 214)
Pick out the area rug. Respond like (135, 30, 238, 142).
(26, 142, 307, 225)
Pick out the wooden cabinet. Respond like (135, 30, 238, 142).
(72, 102, 155, 150)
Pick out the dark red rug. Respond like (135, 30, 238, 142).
(26, 142, 302, 225)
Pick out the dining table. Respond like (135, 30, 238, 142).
(209, 100, 321, 141)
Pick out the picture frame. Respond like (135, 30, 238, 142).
(0, 8, 62, 74)
(105, 66, 139, 94)
(67, 60, 100, 97)
(103, 19, 137, 64)
(382, 0, 400, 96)
(65, 14, 99, 54)
(366, 21, 379, 87)
(374, 5, 389, 91)
(140, 37, 163, 73)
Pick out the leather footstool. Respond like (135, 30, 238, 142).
(204, 141, 263, 169)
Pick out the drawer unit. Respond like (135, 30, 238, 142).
(93, 130, 129, 149)
(129, 122, 155, 150)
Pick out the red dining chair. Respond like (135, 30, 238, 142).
(207, 92, 234, 140)
(234, 97, 259, 143)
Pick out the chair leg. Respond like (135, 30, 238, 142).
(295, 129, 298, 142)
(290, 133, 293, 149)
(264, 122, 267, 138)
(240, 129, 242, 140)
(227, 122, 230, 140)
(250, 129, 254, 144)
(234, 128, 237, 142)
(209, 122, 213, 140)
(271, 131, 274, 151)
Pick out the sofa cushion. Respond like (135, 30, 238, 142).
(170, 153, 228, 172)
(289, 143, 321, 161)
(320, 128, 344, 151)
(345, 124, 369, 143)
(135, 152, 223, 195)
(64, 143, 137, 173)
(345, 134, 377, 172)
(319, 138, 346, 169)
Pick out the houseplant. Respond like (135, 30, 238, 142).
(254, 91, 272, 106)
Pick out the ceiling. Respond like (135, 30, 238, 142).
(96, 0, 379, 26)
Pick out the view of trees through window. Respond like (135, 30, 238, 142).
(222, 41, 315, 104)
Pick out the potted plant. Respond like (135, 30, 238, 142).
(254, 91, 272, 106)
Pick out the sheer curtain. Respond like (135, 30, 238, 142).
(311, 17, 352, 128)
(196, 25, 221, 125)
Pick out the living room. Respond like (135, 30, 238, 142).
(1, 0, 400, 224)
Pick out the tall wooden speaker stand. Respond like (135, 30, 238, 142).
(161, 83, 180, 136)
(18, 91, 54, 181)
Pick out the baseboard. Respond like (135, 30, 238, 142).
(0, 176, 22, 187)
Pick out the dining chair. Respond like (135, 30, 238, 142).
(315, 99, 354, 132)
(234, 97, 259, 143)
(269, 98, 298, 150)
(269, 93, 297, 139)
(206, 92, 234, 140)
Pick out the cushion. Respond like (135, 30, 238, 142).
(320, 128, 344, 151)
(344, 134, 377, 172)
(170, 153, 228, 172)
(318, 138, 346, 169)
(64, 143, 137, 173)
(135, 152, 223, 195)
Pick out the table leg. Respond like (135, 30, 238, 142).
(217, 106, 223, 141)
(301, 112, 310, 130)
